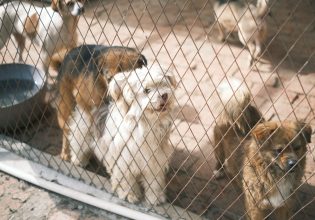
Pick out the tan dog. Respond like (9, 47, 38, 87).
(55, 44, 147, 161)
(214, 0, 269, 67)
(0, 0, 84, 75)
(214, 79, 312, 220)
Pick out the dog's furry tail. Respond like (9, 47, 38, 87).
(257, 0, 269, 18)
(217, 78, 263, 133)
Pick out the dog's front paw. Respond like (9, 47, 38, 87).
(127, 191, 140, 204)
(146, 191, 166, 205)
(60, 152, 71, 161)
(115, 186, 141, 204)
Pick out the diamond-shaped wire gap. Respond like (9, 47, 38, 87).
(98, 0, 142, 46)
(113, 0, 148, 47)
(91, 1, 123, 45)
(135, 0, 177, 57)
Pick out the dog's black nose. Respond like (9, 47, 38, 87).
(287, 159, 297, 171)
(162, 94, 168, 101)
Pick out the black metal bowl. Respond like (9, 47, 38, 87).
(0, 64, 46, 130)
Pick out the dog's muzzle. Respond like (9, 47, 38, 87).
(286, 159, 298, 173)
(156, 94, 170, 112)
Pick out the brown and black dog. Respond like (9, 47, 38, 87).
(214, 78, 312, 220)
(55, 44, 147, 161)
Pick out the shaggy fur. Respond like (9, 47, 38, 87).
(0, 0, 84, 74)
(214, 0, 269, 67)
(214, 78, 312, 220)
(55, 44, 147, 161)
(69, 65, 176, 205)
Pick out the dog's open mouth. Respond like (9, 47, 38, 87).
(155, 104, 168, 112)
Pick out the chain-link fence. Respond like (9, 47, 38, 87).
(1, 0, 315, 219)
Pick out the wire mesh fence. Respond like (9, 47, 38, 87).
(1, 0, 315, 219)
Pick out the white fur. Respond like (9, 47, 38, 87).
(68, 105, 94, 167)
(0, 0, 83, 74)
(67, 65, 176, 205)
(263, 178, 294, 208)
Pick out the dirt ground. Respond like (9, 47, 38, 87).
(0, 171, 130, 220)
(1, 0, 315, 219)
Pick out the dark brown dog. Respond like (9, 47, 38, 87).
(55, 44, 147, 161)
(214, 79, 312, 220)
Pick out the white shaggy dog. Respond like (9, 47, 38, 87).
(69, 65, 177, 205)
(0, 0, 84, 74)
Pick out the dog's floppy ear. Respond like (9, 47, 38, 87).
(251, 121, 279, 144)
(108, 73, 127, 101)
(295, 121, 312, 143)
(51, 0, 59, 12)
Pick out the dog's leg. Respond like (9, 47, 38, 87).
(61, 132, 71, 161)
(142, 167, 166, 205)
(13, 33, 25, 62)
(244, 190, 264, 220)
(68, 106, 93, 167)
(253, 39, 262, 64)
(58, 80, 75, 161)
(216, 22, 226, 42)
(246, 41, 256, 67)
(42, 53, 51, 78)
(213, 127, 226, 179)
(111, 165, 141, 204)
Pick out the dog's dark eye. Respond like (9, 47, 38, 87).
(292, 145, 301, 151)
(144, 88, 151, 94)
(275, 148, 282, 155)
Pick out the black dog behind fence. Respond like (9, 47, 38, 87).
(0, 0, 315, 219)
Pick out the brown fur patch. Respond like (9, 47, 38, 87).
(98, 48, 146, 78)
(251, 121, 279, 143)
(24, 14, 39, 39)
